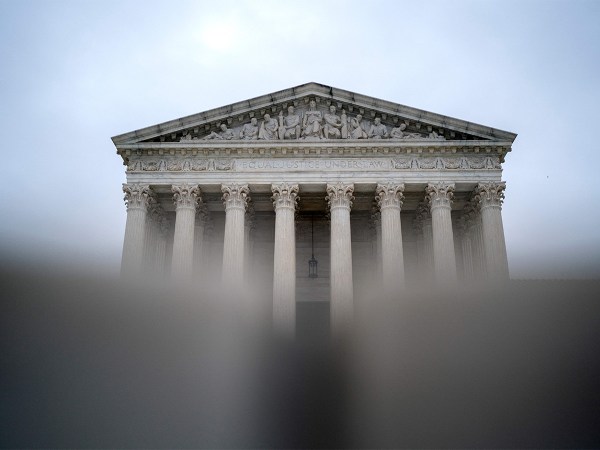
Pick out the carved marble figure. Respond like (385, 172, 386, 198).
(278, 106, 301, 140)
(239, 118, 259, 140)
(349, 114, 367, 139)
(323, 105, 343, 139)
(340, 109, 348, 139)
(258, 114, 280, 140)
(368, 117, 388, 139)
(390, 123, 422, 139)
(428, 130, 445, 140)
(301, 100, 323, 140)
(203, 123, 234, 140)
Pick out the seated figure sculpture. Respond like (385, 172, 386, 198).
(278, 106, 301, 140)
(239, 118, 259, 140)
(323, 105, 344, 139)
(301, 100, 323, 140)
(349, 114, 367, 139)
(258, 114, 279, 140)
(368, 117, 388, 139)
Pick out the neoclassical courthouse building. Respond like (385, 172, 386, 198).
(112, 83, 515, 334)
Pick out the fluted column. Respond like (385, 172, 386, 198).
(144, 204, 167, 275)
(475, 182, 509, 281)
(244, 202, 255, 283)
(272, 183, 299, 337)
(417, 201, 434, 282)
(193, 206, 208, 278)
(327, 182, 354, 335)
(458, 212, 475, 283)
(222, 183, 250, 291)
(143, 210, 158, 271)
(426, 182, 457, 285)
(171, 184, 201, 280)
(370, 206, 382, 281)
(376, 182, 405, 295)
(155, 214, 170, 276)
(121, 184, 154, 277)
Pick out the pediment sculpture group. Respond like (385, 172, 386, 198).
(180, 100, 445, 142)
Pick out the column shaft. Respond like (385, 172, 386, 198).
(327, 183, 354, 336)
(193, 209, 207, 278)
(121, 184, 153, 277)
(272, 183, 299, 336)
(477, 182, 509, 281)
(222, 184, 249, 291)
(422, 217, 434, 278)
(171, 184, 200, 280)
(461, 234, 475, 282)
(426, 183, 457, 285)
(376, 183, 405, 294)
(143, 216, 158, 271)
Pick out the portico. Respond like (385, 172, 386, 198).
(113, 82, 516, 334)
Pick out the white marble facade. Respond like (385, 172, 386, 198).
(114, 83, 516, 334)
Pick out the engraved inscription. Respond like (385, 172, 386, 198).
(238, 158, 391, 171)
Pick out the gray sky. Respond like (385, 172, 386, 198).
(0, 0, 598, 278)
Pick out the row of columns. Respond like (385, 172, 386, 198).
(122, 181, 509, 335)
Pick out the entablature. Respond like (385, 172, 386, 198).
(116, 139, 512, 165)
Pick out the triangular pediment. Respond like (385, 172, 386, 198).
(111, 82, 516, 146)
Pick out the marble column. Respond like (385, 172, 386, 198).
(221, 183, 250, 291)
(413, 215, 425, 278)
(155, 214, 170, 276)
(143, 211, 158, 272)
(193, 206, 208, 279)
(375, 182, 406, 294)
(327, 182, 354, 336)
(458, 213, 475, 283)
(121, 183, 154, 277)
(475, 182, 509, 281)
(244, 202, 255, 284)
(370, 206, 382, 281)
(144, 204, 166, 274)
(171, 184, 201, 280)
(426, 182, 457, 285)
(272, 183, 299, 337)
(417, 201, 434, 282)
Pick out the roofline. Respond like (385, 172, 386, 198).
(111, 82, 517, 145)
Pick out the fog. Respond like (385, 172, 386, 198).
(2, 261, 600, 448)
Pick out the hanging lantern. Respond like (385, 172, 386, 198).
(308, 217, 318, 278)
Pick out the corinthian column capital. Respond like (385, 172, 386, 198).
(272, 183, 299, 211)
(221, 183, 250, 212)
(123, 183, 154, 210)
(376, 182, 405, 210)
(172, 184, 201, 210)
(474, 181, 506, 210)
(326, 182, 354, 211)
(426, 182, 455, 210)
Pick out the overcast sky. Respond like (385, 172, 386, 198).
(0, 0, 598, 278)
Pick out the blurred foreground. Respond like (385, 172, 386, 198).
(1, 263, 600, 448)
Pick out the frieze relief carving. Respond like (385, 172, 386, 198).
(166, 98, 472, 143)
(128, 158, 235, 172)
(391, 155, 501, 170)
(127, 154, 501, 173)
